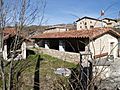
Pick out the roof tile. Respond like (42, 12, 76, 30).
(32, 28, 120, 39)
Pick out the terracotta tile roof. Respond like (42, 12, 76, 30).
(3, 28, 27, 40)
(32, 28, 120, 39)
(2, 28, 16, 40)
(3, 28, 17, 36)
(4, 34, 10, 40)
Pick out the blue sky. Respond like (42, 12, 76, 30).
(43, 0, 120, 25)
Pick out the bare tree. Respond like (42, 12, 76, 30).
(0, 0, 46, 89)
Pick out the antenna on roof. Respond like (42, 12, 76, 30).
(100, 10, 105, 28)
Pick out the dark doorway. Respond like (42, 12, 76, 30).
(35, 39, 45, 48)
(49, 39, 59, 50)
(65, 39, 87, 53)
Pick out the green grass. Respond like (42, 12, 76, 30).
(39, 54, 77, 90)
(41, 54, 76, 68)
(0, 54, 77, 90)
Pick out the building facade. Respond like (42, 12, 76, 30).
(76, 16, 119, 30)
(76, 17, 107, 30)
(102, 18, 117, 28)
(44, 25, 72, 33)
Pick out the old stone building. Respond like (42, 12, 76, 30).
(32, 27, 120, 61)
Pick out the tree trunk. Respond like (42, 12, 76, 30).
(0, 59, 7, 90)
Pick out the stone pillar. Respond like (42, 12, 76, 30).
(59, 40, 65, 51)
(3, 44, 7, 60)
(21, 42, 26, 59)
(45, 40, 50, 49)
(34, 43, 39, 48)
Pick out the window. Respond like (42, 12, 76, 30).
(90, 26, 94, 28)
(80, 26, 82, 28)
(84, 22, 87, 25)
(85, 26, 87, 29)
(109, 42, 114, 60)
(107, 23, 112, 25)
(90, 21, 92, 23)
(110, 42, 114, 55)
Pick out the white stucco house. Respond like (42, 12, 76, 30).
(76, 16, 107, 30)
(102, 18, 117, 28)
(76, 16, 119, 30)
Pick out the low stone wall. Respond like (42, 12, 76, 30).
(39, 48, 80, 63)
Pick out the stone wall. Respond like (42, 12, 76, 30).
(39, 48, 80, 63)
(95, 58, 120, 89)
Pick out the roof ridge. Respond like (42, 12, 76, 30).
(32, 28, 120, 39)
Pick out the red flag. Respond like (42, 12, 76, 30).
(101, 10, 104, 16)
